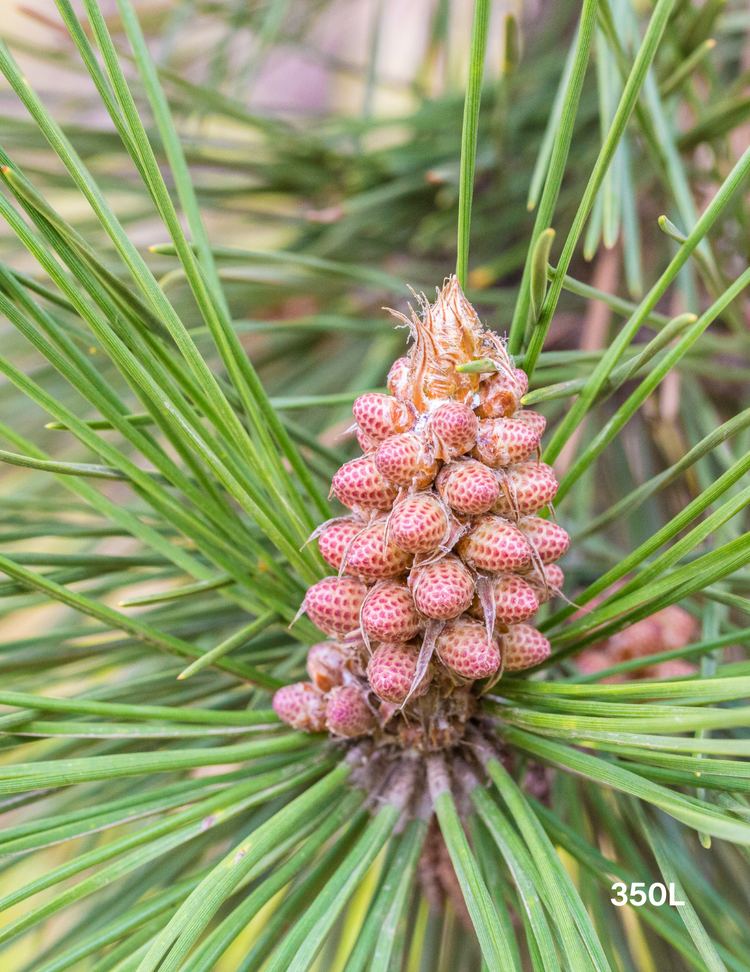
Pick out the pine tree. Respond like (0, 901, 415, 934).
(1, 1, 750, 970)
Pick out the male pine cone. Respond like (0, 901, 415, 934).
(273, 277, 568, 749)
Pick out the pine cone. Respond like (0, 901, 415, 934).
(274, 277, 568, 750)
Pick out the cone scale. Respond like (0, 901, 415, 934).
(273, 277, 567, 748)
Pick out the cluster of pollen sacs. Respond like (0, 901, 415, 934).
(273, 277, 569, 751)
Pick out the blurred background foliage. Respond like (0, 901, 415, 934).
(3, 0, 750, 606)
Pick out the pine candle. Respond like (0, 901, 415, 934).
(273, 277, 568, 749)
